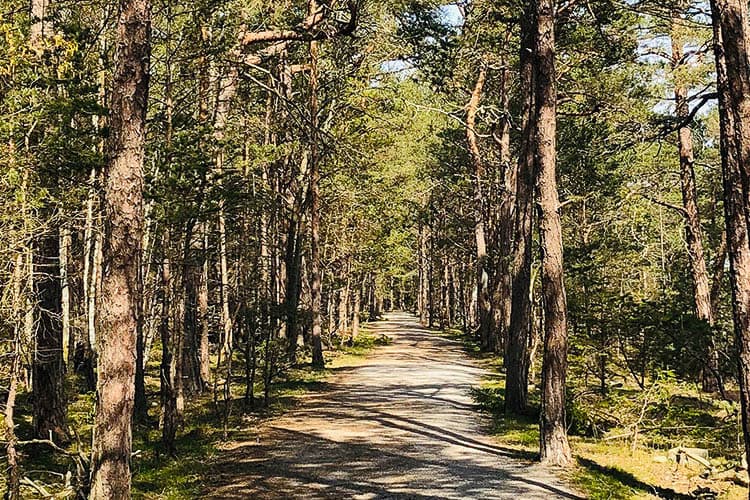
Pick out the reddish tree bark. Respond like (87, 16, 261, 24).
(89, 0, 151, 496)
(535, 0, 572, 466)
(710, 0, 750, 479)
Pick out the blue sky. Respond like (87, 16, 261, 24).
(440, 4, 464, 27)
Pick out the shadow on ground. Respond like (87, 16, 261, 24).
(203, 313, 582, 500)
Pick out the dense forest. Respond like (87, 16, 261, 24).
(3, 0, 750, 498)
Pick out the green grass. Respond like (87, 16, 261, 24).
(570, 458, 652, 500)
(129, 330, 389, 498)
(432, 326, 747, 500)
(7, 329, 390, 499)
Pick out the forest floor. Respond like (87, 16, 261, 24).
(203, 312, 581, 499)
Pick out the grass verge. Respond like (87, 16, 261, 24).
(435, 327, 747, 500)
(12, 329, 388, 499)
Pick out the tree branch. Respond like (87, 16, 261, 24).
(240, 1, 358, 48)
(641, 193, 687, 217)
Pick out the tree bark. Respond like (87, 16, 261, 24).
(159, 256, 177, 455)
(535, 0, 572, 467)
(32, 230, 68, 442)
(28, 0, 67, 443)
(89, 0, 150, 495)
(466, 64, 493, 350)
(670, 17, 718, 392)
(710, 0, 750, 480)
(30, 0, 51, 42)
(352, 284, 361, 341)
(493, 34, 514, 356)
(213, 67, 237, 357)
(83, 167, 97, 359)
(505, 9, 536, 415)
(309, 37, 325, 368)
(339, 282, 349, 342)
(418, 222, 429, 326)
(284, 211, 304, 361)
(60, 224, 71, 369)
(5, 254, 25, 500)
(198, 229, 211, 386)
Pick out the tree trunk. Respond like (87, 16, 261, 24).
(30, 0, 51, 41)
(284, 213, 304, 361)
(670, 17, 718, 392)
(352, 285, 361, 341)
(309, 38, 325, 368)
(182, 258, 203, 395)
(368, 274, 378, 321)
(213, 68, 237, 357)
(4, 334, 21, 500)
(199, 229, 211, 386)
(418, 223, 429, 326)
(441, 261, 450, 329)
(505, 9, 536, 415)
(5, 254, 25, 500)
(339, 282, 349, 342)
(493, 34, 514, 355)
(466, 64, 493, 350)
(219, 209, 232, 354)
(710, 0, 750, 479)
(535, 0, 572, 467)
(82, 167, 98, 366)
(32, 229, 68, 442)
(159, 256, 177, 455)
(60, 224, 71, 369)
(428, 232, 436, 327)
(89, 0, 150, 495)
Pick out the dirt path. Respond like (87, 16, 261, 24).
(207, 312, 581, 499)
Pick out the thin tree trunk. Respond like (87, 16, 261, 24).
(5, 254, 25, 499)
(535, 0, 572, 467)
(60, 224, 71, 369)
(711, 230, 728, 318)
(428, 232, 435, 327)
(339, 282, 349, 343)
(419, 223, 429, 326)
(89, 0, 150, 495)
(284, 212, 304, 361)
(368, 273, 378, 321)
(213, 67, 237, 357)
(4, 338, 21, 500)
(670, 18, 718, 392)
(219, 210, 232, 354)
(466, 64, 493, 350)
(493, 33, 514, 355)
(159, 256, 177, 455)
(88, 217, 102, 361)
(199, 228, 211, 386)
(351, 284, 361, 341)
(83, 167, 97, 363)
(441, 261, 450, 329)
(309, 37, 324, 368)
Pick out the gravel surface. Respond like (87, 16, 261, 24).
(206, 312, 582, 499)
